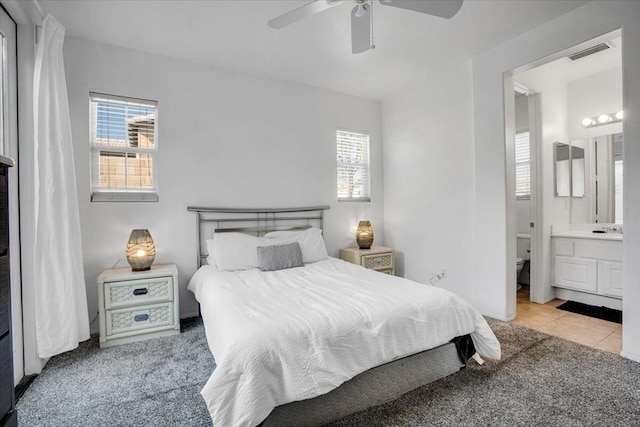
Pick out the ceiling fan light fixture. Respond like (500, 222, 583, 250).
(354, 4, 369, 18)
(268, 0, 463, 53)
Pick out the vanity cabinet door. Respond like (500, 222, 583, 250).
(598, 261, 623, 298)
(554, 256, 597, 293)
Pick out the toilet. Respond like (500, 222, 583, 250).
(516, 257, 524, 290)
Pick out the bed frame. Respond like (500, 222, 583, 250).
(187, 206, 466, 426)
(187, 205, 329, 268)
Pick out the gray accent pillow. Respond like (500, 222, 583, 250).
(257, 242, 304, 272)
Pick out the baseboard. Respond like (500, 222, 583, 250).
(15, 374, 38, 402)
(620, 351, 640, 363)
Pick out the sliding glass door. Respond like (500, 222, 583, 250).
(0, 5, 20, 385)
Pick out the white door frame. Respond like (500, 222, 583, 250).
(528, 93, 545, 303)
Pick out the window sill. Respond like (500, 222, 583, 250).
(338, 197, 371, 203)
(91, 191, 158, 202)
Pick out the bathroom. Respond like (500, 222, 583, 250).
(511, 31, 623, 314)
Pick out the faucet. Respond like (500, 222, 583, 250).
(605, 225, 623, 234)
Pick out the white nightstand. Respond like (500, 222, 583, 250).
(339, 246, 395, 275)
(97, 263, 180, 348)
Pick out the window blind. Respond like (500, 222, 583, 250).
(515, 131, 530, 198)
(337, 130, 370, 202)
(89, 93, 158, 201)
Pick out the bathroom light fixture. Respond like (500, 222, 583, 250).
(356, 220, 374, 249)
(598, 114, 611, 124)
(126, 229, 156, 271)
(581, 117, 595, 127)
(581, 111, 623, 128)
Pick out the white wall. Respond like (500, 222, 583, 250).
(63, 37, 384, 324)
(568, 67, 623, 140)
(382, 62, 475, 297)
(469, 0, 640, 359)
(539, 79, 570, 300)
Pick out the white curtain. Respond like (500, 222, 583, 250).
(33, 14, 89, 358)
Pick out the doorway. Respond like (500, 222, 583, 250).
(506, 30, 623, 335)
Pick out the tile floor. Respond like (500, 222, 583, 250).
(512, 286, 622, 354)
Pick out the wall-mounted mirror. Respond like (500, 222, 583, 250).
(554, 142, 586, 198)
(571, 146, 585, 197)
(554, 143, 571, 197)
(594, 133, 623, 223)
(568, 133, 623, 224)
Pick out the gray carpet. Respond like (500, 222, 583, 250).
(16, 318, 640, 426)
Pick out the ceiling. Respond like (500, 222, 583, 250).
(41, 0, 589, 100)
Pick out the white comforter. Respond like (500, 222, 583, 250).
(188, 257, 501, 427)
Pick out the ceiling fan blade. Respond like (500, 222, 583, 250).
(268, 0, 343, 29)
(378, 0, 463, 19)
(351, 5, 371, 54)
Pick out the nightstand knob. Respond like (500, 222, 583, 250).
(133, 287, 149, 296)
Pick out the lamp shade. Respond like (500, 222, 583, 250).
(356, 220, 374, 249)
(126, 229, 155, 271)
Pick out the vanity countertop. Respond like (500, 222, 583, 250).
(551, 230, 623, 241)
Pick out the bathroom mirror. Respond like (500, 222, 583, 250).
(569, 133, 623, 224)
(594, 133, 623, 223)
(554, 143, 571, 197)
(571, 146, 585, 198)
(554, 142, 586, 198)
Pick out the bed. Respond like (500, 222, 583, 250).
(187, 206, 501, 427)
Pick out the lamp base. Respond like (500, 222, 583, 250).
(131, 266, 151, 272)
(357, 244, 372, 250)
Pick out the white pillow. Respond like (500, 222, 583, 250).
(205, 239, 217, 268)
(212, 232, 270, 271)
(264, 228, 328, 264)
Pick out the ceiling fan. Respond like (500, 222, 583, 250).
(268, 0, 464, 54)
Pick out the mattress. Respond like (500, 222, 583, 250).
(188, 257, 501, 427)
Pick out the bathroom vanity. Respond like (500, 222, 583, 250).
(548, 132, 624, 310)
(551, 231, 622, 310)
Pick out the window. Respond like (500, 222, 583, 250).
(90, 93, 158, 201)
(515, 131, 530, 199)
(337, 130, 370, 202)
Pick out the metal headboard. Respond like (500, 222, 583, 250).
(187, 206, 330, 268)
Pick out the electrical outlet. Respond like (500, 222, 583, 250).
(430, 269, 447, 284)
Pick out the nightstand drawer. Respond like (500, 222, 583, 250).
(104, 276, 173, 309)
(106, 302, 175, 336)
(362, 253, 393, 270)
